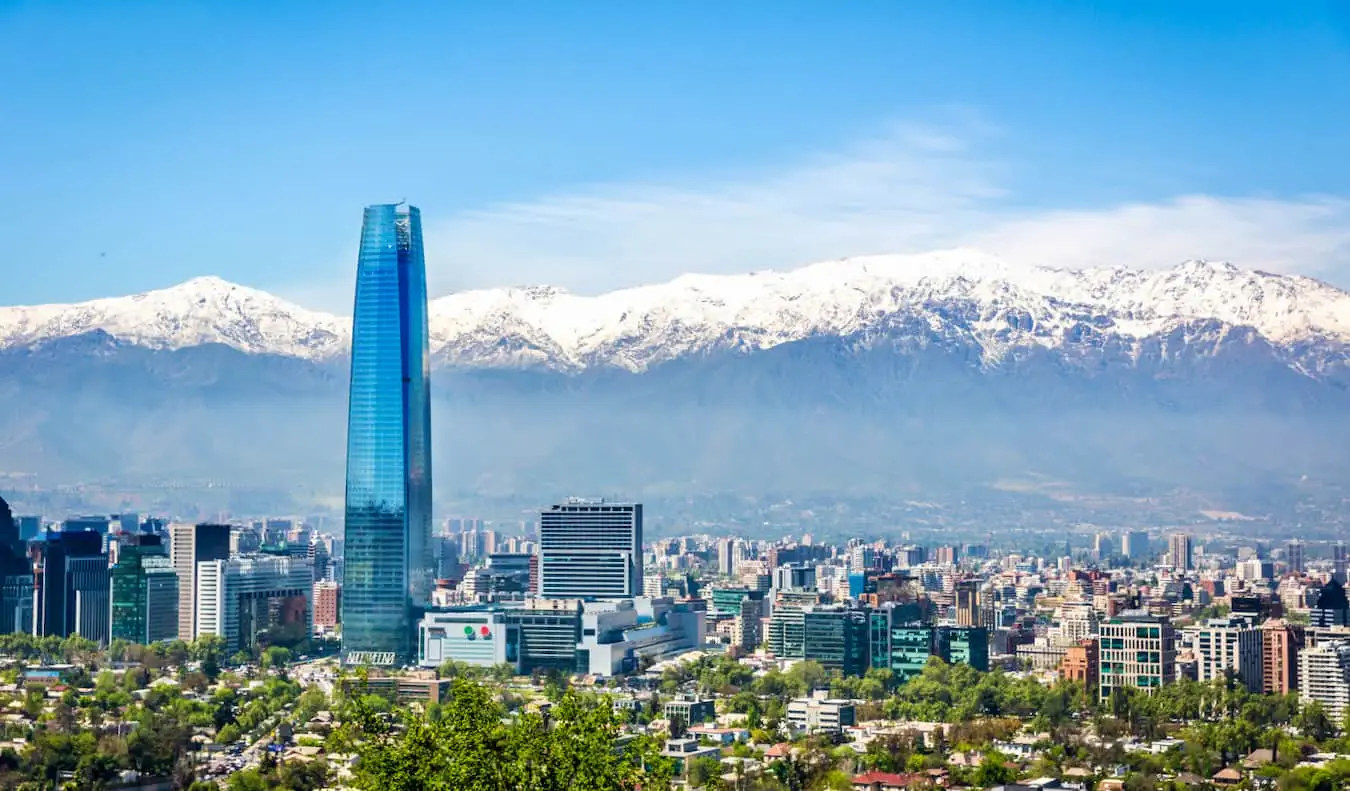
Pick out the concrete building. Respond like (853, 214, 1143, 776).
(170, 523, 230, 642)
(664, 696, 715, 725)
(575, 597, 706, 677)
(418, 607, 514, 669)
(538, 500, 642, 599)
(1257, 619, 1300, 695)
(110, 534, 178, 644)
(33, 529, 109, 643)
(1122, 531, 1149, 563)
(1189, 616, 1263, 692)
(787, 693, 856, 734)
(733, 594, 768, 651)
(1097, 612, 1176, 699)
(313, 580, 340, 629)
(195, 554, 312, 654)
(1286, 541, 1307, 574)
(1299, 640, 1350, 721)
(1168, 533, 1193, 571)
(1060, 639, 1100, 695)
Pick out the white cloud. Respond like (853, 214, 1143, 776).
(973, 196, 1350, 280)
(405, 120, 1350, 301)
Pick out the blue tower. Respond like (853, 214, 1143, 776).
(341, 203, 433, 665)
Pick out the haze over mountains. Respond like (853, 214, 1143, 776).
(2, 250, 1348, 524)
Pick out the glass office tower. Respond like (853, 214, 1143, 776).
(342, 203, 434, 665)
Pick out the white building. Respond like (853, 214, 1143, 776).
(1189, 616, 1263, 692)
(1299, 640, 1350, 721)
(574, 597, 706, 677)
(787, 692, 856, 734)
(195, 555, 313, 653)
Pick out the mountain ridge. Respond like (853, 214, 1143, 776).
(4, 251, 1350, 376)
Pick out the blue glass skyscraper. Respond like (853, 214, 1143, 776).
(341, 203, 434, 665)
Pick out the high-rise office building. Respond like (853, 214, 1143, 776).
(538, 500, 642, 599)
(1286, 541, 1306, 574)
(1168, 533, 1193, 571)
(1335, 541, 1348, 585)
(954, 580, 981, 627)
(34, 528, 109, 643)
(1122, 531, 1149, 562)
(342, 203, 434, 665)
(110, 534, 179, 644)
(17, 515, 42, 542)
(1097, 612, 1177, 699)
(196, 555, 313, 654)
(0, 497, 34, 635)
(170, 523, 231, 642)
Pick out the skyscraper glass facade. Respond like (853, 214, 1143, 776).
(342, 203, 433, 664)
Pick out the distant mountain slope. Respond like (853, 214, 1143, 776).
(4, 251, 1350, 376)
(1, 251, 1348, 518)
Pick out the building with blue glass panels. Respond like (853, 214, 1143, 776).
(342, 203, 434, 665)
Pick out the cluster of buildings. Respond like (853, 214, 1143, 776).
(0, 501, 333, 655)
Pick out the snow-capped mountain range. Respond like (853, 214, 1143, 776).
(3, 249, 1349, 374)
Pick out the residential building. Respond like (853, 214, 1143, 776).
(1299, 640, 1350, 721)
(733, 593, 768, 651)
(1097, 612, 1177, 699)
(1060, 639, 1100, 695)
(195, 554, 313, 654)
(313, 580, 340, 629)
(787, 694, 856, 734)
(1189, 616, 1263, 692)
(664, 696, 716, 725)
(342, 202, 435, 665)
(538, 500, 642, 599)
(170, 523, 230, 642)
(1168, 534, 1193, 571)
(1262, 619, 1303, 695)
(110, 534, 179, 644)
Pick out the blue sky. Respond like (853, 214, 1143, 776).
(2, 1, 1348, 309)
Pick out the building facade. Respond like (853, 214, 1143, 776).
(342, 203, 434, 665)
(170, 523, 230, 642)
(195, 555, 313, 654)
(1262, 619, 1303, 695)
(1168, 534, 1193, 571)
(1299, 640, 1350, 721)
(1189, 616, 1263, 692)
(110, 534, 179, 644)
(538, 500, 642, 599)
(1097, 612, 1177, 699)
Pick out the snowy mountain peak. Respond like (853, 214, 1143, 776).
(0, 276, 349, 360)
(3, 251, 1349, 372)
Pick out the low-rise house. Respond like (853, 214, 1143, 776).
(851, 771, 924, 791)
